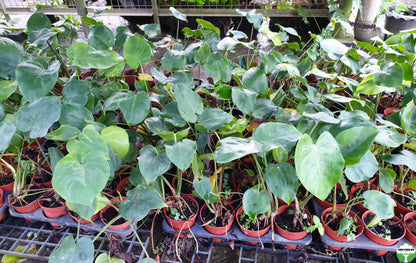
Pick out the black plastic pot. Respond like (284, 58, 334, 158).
(385, 6, 416, 33)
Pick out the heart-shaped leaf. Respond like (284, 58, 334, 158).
(379, 168, 395, 194)
(216, 137, 261, 163)
(0, 80, 17, 100)
(0, 123, 16, 152)
(0, 38, 23, 80)
(16, 96, 61, 138)
(166, 139, 196, 171)
(375, 125, 407, 147)
(120, 91, 150, 126)
(119, 185, 167, 221)
(265, 163, 299, 205)
(49, 236, 94, 263)
(242, 67, 268, 95)
(362, 190, 396, 219)
(231, 87, 257, 115)
(197, 108, 233, 131)
(345, 151, 379, 183)
(59, 104, 94, 131)
(174, 85, 203, 123)
(253, 122, 301, 152)
(205, 53, 232, 84)
(123, 34, 152, 69)
(67, 42, 119, 69)
(27, 12, 51, 32)
(88, 25, 114, 50)
(193, 177, 219, 204)
(63, 80, 90, 106)
(401, 101, 416, 136)
(16, 60, 60, 102)
(242, 188, 271, 220)
(295, 132, 344, 201)
(101, 126, 129, 159)
(45, 125, 81, 141)
(382, 150, 416, 172)
(138, 145, 171, 184)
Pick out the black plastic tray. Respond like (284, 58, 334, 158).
(162, 216, 312, 246)
(313, 198, 410, 252)
(8, 203, 136, 238)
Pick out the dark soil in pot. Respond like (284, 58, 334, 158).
(275, 206, 310, 232)
(364, 213, 404, 240)
(166, 197, 198, 220)
(34, 172, 52, 185)
(201, 205, 233, 228)
(0, 174, 13, 185)
(102, 206, 126, 225)
(22, 148, 39, 161)
(324, 189, 348, 204)
(12, 191, 43, 207)
(41, 193, 65, 208)
(238, 212, 269, 231)
(394, 190, 416, 210)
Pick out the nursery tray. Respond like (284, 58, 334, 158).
(9, 206, 136, 238)
(313, 198, 410, 252)
(162, 217, 312, 246)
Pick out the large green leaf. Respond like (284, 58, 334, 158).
(138, 145, 171, 184)
(16, 96, 61, 138)
(101, 126, 129, 159)
(379, 168, 395, 194)
(120, 91, 150, 126)
(161, 102, 186, 127)
(253, 122, 301, 152)
(15, 60, 60, 102)
(173, 85, 203, 123)
(356, 74, 388, 95)
(320, 39, 348, 60)
(345, 151, 379, 183)
(196, 108, 233, 131)
(295, 132, 344, 201)
(194, 42, 210, 65)
(0, 123, 16, 152)
(0, 80, 17, 101)
(123, 34, 152, 69)
(375, 126, 407, 147)
(26, 12, 51, 32)
(216, 137, 261, 163)
(161, 50, 186, 71)
(88, 25, 114, 50)
(59, 104, 94, 131)
(193, 177, 219, 204)
(205, 53, 232, 84)
(66, 126, 109, 158)
(165, 139, 196, 171)
(0, 38, 23, 79)
(401, 101, 416, 136)
(375, 62, 403, 88)
(242, 67, 268, 95)
(67, 42, 119, 69)
(252, 98, 277, 119)
(63, 79, 90, 106)
(231, 87, 257, 115)
(382, 150, 416, 172)
(362, 190, 396, 219)
(242, 188, 271, 220)
(335, 127, 378, 165)
(119, 185, 167, 221)
(28, 28, 57, 46)
(265, 163, 299, 205)
(49, 236, 94, 263)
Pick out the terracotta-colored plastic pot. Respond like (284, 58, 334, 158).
(39, 193, 67, 227)
(321, 207, 364, 250)
(316, 184, 351, 209)
(200, 203, 234, 243)
(68, 210, 100, 224)
(9, 193, 40, 214)
(100, 197, 132, 231)
(404, 211, 416, 246)
(384, 107, 400, 117)
(378, 96, 401, 114)
(116, 176, 131, 195)
(236, 206, 271, 245)
(362, 210, 405, 246)
(274, 204, 311, 248)
(164, 196, 199, 231)
(393, 186, 416, 215)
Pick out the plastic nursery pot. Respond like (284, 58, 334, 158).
(200, 203, 234, 243)
(321, 207, 364, 251)
(316, 184, 351, 209)
(236, 206, 271, 245)
(116, 176, 131, 195)
(100, 197, 132, 231)
(274, 204, 312, 249)
(8, 192, 41, 214)
(404, 211, 416, 246)
(68, 210, 100, 225)
(384, 107, 401, 117)
(377, 96, 402, 114)
(393, 186, 416, 215)
(362, 210, 406, 246)
(38, 193, 67, 227)
(163, 196, 199, 232)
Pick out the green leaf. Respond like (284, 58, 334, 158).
(216, 137, 261, 163)
(161, 50, 186, 71)
(242, 67, 268, 95)
(49, 147, 64, 172)
(382, 150, 416, 172)
(0, 81, 17, 100)
(253, 122, 301, 152)
(161, 102, 186, 127)
(236, 9, 263, 29)
(320, 39, 348, 60)
(231, 87, 257, 115)
(345, 151, 379, 183)
(88, 25, 114, 50)
(49, 236, 94, 263)
(242, 188, 270, 220)
(375, 126, 407, 147)
(197, 108, 233, 131)
(379, 168, 395, 194)
(362, 190, 396, 219)
(169, 7, 187, 22)
(295, 132, 344, 201)
(27, 12, 51, 32)
(375, 62, 403, 88)
(193, 177, 215, 203)
(16, 60, 60, 102)
(0, 123, 16, 152)
(119, 185, 167, 221)
(401, 100, 416, 136)
(120, 91, 150, 126)
(174, 85, 203, 123)
(194, 42, 211, 65)
(59, 104, 94, 131)
(123, 34, 152, 69)
(138, 145, 171, 184)
(67, 42, 118, 69)
(63, 79, 90, 106)
(165, 139, 196, 171)
(101, 126, 129, 159)
(45, 125, 81, 141)
(272, 147, 288, 163)
(28, 28, 57, 46)
(265, 163, 299, 205)
(142, 258, 157, 263)
(205, 53, 232, 84)
(196, 19, 220, 36)
(66, 126, 109, 157)
(0, 37, 23, 80)
(114, 26, 132, 48)
(252, 99, 277, 119)
(95, 253, 124, 263)
(335, 127, 378, 165)
(356, 74, 390, 95)
(16, 96, 61, 138)
(139, 24, 161, 38)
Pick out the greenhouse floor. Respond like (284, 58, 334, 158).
(0, 212, 401, 263)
